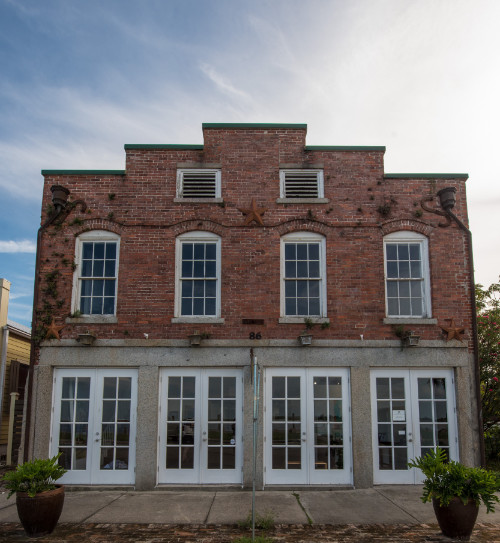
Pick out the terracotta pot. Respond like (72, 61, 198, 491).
(16, 485, 65, 538)
(432, 496, 479, 541)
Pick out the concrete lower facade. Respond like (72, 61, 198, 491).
(29, 339, 480, 490)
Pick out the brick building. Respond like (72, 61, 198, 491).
(29, 123, 480, 489)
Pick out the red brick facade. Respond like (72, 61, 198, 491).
(38, 124, 472, 350)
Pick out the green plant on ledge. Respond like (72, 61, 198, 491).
(2, 454, 67, 499)
(303, 317, 330, 331)
(408, 447, 500, 512)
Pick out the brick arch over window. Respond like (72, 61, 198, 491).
(69, 219, 124, 237)
(380, 219, 433, 237)
(171, 220, 225, 237)
(276, 219, 330, 237)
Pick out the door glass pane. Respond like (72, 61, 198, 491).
(59, 424, 72, 446)
(328, 377, 342, 398)
(62, 378, 76, 399)
(168, 377, 181, 398)
(222, 447, 235, 469)
(77, 378, 90, 399)
(103, 378, 116, 399)
(118, 378, 131, 399)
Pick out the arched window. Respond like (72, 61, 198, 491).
(384, 231, 431, 318)
(280, 232, 327, 318)
(175, 231, 221, 318)
(72, 230, 120, 316)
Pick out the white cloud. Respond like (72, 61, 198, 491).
(0, 240, 37, 253)
(200, 63, 253, 102)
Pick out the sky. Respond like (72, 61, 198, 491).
(1, 0, 499, 327)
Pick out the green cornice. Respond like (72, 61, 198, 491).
(41, 170, 125, 176)
(202, 123, 307, 129)
(385, 173, 469, 179)
(305, 145, 386, 152)
(124, 144, 204, 150)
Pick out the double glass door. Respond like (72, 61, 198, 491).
(158, 368, 243, 484)
(265, 368, 351, 485)
(371, 369, 457, 484)
(51, 368, 137, 485)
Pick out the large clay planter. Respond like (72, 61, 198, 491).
(16, 485, 65, 537)
(432, 496, 479, 541)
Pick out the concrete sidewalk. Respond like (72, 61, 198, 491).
(1, 486, 499, 526)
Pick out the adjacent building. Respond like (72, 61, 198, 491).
(0, 279, 31, 464)
(29, 123, 481, 489)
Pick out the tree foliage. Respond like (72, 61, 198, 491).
(476, 279, 500, 431)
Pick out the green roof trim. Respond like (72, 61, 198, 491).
(124, 144, 204, 150)
(385, 173, 469, 179)
(42, 170, 125, 176)
(202, 123, 307, 129)
(305, 145, 386, 152)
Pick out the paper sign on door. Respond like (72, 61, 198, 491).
(392, 410, 406, 422)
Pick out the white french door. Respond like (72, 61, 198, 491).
(371, 369, 458, 484)
(51, 368, 138, 485)
(158, 368, 243, 484)
(264, 368, 351, 485)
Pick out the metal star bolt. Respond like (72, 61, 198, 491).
(46, 318, 64, 340)
(238, 199, 267, 226)
(440, 319, 465, 342)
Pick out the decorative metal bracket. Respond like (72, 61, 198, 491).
(52, 199, 88, 226)
(420, 195, 451, 227)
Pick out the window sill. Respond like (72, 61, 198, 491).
(276, 198, 329, 204)
(173, 198, 224, 203)
(171, 317, 225, 324)
(66, 316, 118, 324)
(279, 317, 329, 324)
(383, 317, 437, 325)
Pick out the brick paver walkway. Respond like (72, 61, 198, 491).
(1, 522, 500, 542)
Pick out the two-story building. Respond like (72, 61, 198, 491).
(28, 123, 481, 490)
(0, 278, 31, 464)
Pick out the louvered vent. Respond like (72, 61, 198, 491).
(179, 170, 219, 198)
(283, 171, 320, 198)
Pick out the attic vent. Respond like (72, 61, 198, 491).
(177, 169, 221, 199)
(280, 170, 324, 199)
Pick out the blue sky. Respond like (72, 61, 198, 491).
(1, 0, 499, 327)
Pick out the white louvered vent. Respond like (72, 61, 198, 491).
(280, 170, 323, 199)
(177, 169, 221, 199)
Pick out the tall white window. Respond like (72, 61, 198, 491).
(281, 232, 326, 317)
(175, 231, 221, 318)
(73, 231, 120, 316)
(384, 231, 431, 318)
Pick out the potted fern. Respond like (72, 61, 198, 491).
(409, 447, 500, 540)
(2, 454, 66, 537)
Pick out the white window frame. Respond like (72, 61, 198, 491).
(71, 230, 120, 320)
(173, 231, 222, 322)
(176, 169, 221, 200)
(280, 231, 327, 320)
(279, 169, 324, 200)
(383, 231, 431, 319)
